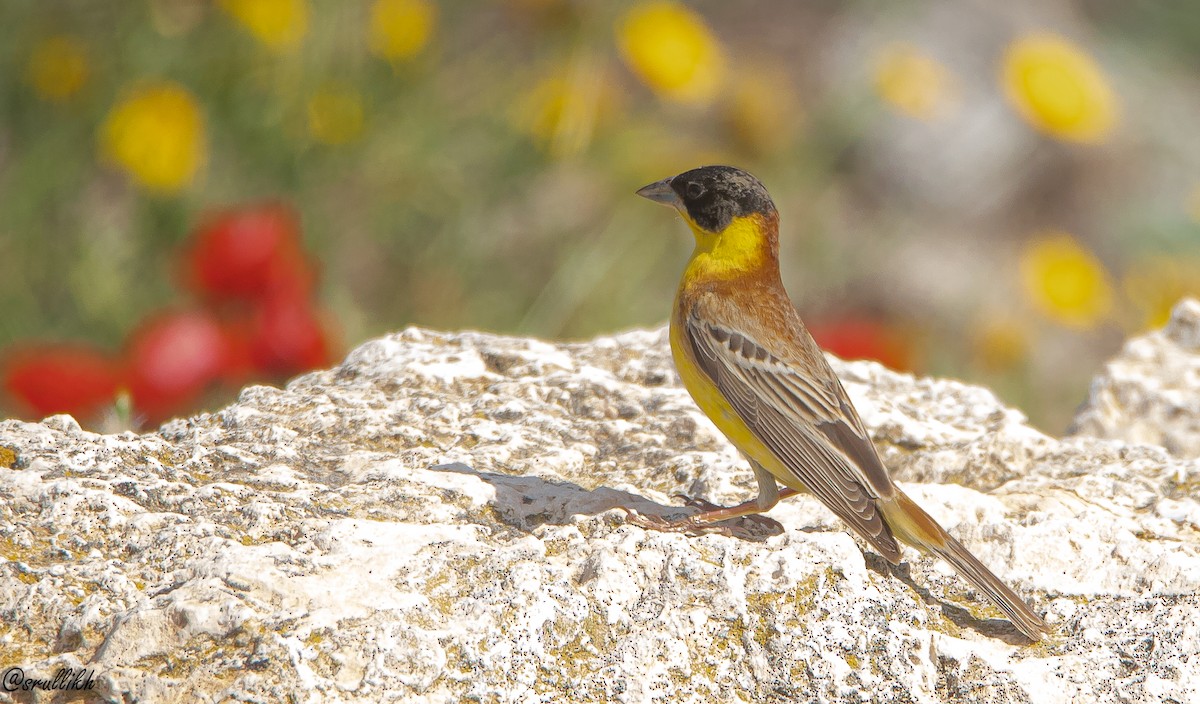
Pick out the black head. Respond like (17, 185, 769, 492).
(636, 165, 776, 232)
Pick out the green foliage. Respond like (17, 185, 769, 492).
(2, 1, 1199, 432)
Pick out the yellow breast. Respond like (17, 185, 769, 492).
(668, 311, 805, 492)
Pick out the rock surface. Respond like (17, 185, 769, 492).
(2, 309, 1199, 703)
(1070, 297, 1200, 459)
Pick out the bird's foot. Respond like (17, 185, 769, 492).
(619, 494, 784, 540)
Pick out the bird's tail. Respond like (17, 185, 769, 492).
(881, 491, 1050, 641)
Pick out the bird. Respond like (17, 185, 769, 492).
(630, 164, 1049, 641)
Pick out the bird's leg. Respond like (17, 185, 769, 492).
(678, 489, 802, 523)
(621, 461, 798, 538)
(678, 463, 800, 523)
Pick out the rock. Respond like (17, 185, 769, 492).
(1069, 298, 1200, 458)
(1, 325, 1198, 703)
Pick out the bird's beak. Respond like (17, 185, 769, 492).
(636, 178, 682, 210)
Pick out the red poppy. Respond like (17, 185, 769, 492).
(248, 293, 336, 378)
(808, 318, 914, 371)
(125, 309, 228, 424)
(216, 316, 258, 387)
(2, 344, 122, 420)
(182, 203, 314, 305)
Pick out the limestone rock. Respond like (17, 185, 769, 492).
(1, 325, 1198, 703)
(1070, 297, 1200, 458)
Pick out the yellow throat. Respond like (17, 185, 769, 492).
(682, 213, 773, 282)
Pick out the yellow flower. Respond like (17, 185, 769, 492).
(307, 83, 365, 145)
(970, 317, 1029, 372)
(874, 43, 957, 121)
(1019, 232, 1114, 329)
(1123, 256, 1200, 330)
(616, 1, 725, 105)
(1002, 33, 1117, 143)
(27, 35, 89, 102)
(721, 65, 800, 154)
(101, 82, 205, 193)
(220, 0, 309, 52)
(368, 0, 436, 63)
(516, 63, 620, 158)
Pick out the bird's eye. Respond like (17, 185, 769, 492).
(685, 182, 705, 199)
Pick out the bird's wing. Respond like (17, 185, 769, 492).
(685, 314, 900, 560)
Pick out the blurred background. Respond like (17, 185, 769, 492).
(1, 0, 1198, 433)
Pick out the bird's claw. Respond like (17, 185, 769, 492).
(619, 497, 785, 540)
(619, 506, 726, 536)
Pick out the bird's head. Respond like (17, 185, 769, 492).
(636, 165, 777, 236)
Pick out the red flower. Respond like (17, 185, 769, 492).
(182, 203, 313, 305)
(7, 200, 339, 431)
(808, 318, 914, 371)
(2, 344, 121, 420)
(216, 317, 258, 387)
(125, 309, 228, 424)
(248, 294, 336, 377)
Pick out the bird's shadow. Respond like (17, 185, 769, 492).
(863, 553, 1037, 646)
(429, 462, 778, 541)
(429, 462, 1034, 642)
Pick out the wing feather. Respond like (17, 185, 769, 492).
(686, 315, 900, 560)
